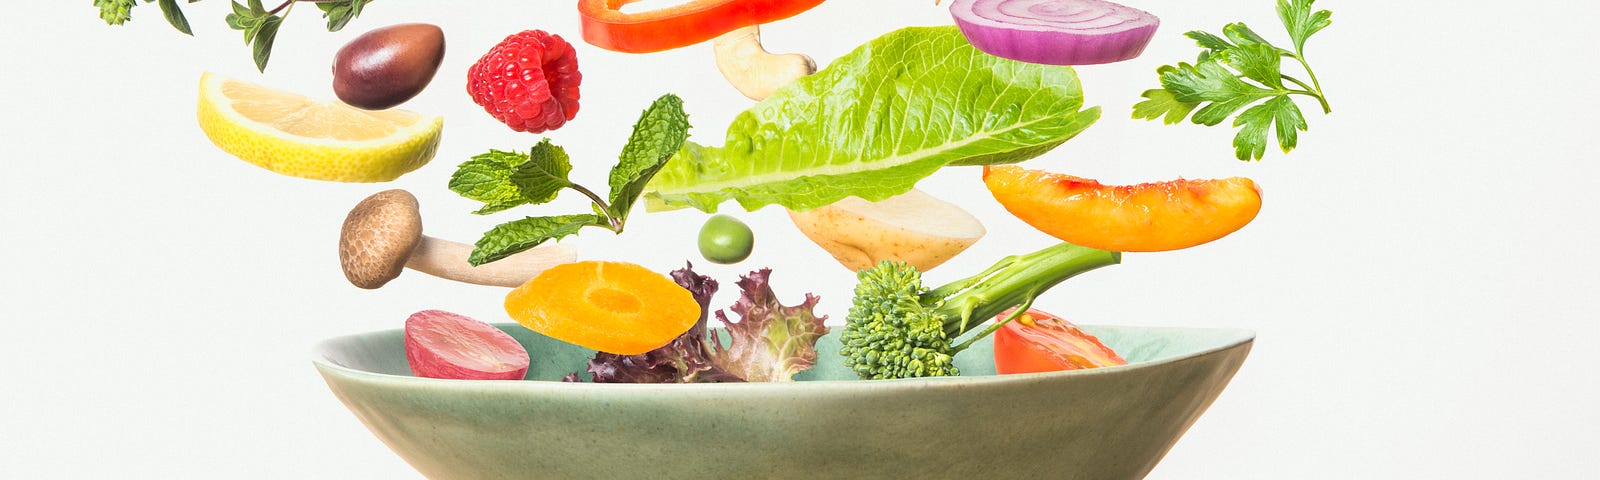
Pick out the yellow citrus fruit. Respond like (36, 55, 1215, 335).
(196, 72, 443, 182)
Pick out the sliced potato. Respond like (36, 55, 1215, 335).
(788, 189, 985, 272)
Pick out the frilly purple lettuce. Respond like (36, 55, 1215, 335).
(565, 263, 827, 383)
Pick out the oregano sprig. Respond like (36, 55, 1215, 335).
(1134, 0, 1333, 161)
(93, 0, 373, 71)
(450, 94, 692, 266)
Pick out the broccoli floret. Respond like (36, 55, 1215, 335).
(839, 243, 1120, 380)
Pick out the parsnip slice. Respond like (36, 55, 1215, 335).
(788, 189, 985, 272)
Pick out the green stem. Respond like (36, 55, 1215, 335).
(950, 295, 1036, 354)
(567, 183, 621, 231)
(1291, 54, 1331, 113)
(931, 243, 1121, 339)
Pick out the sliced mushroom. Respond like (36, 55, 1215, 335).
(339, 189, 576, 289)
(713, 25, 816, 101)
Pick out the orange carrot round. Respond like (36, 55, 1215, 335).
(505, 261, 700, 355)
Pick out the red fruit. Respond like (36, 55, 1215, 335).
(466, 30, 582, 133)
(404, 310, 530, 380)
(993, 308, 1126, 375)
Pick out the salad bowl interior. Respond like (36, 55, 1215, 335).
(314, 324, 1253, 480)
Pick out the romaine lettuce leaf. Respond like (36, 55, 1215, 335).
(644, 25, 1101, 213)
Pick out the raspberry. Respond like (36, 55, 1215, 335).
(466, 30, 582, 134)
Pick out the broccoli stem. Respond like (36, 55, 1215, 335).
(925, 243, 1121, 350)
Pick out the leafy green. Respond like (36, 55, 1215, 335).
(644, 26, 1100, 213)
(95, 0, 376, 71)
(1133, 0, 1333, 161)
(315, 0, 370, 32)
(453, 94, 693, 265)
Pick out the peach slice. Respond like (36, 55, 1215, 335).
(983, 165, 1262, 252)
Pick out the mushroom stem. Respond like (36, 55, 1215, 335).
(406, 236, 577, 288)
(713, 25, 816, 101)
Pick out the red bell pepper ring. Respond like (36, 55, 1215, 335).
(579, 0, 827, 54)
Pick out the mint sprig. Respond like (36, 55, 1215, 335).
(1134, 0, 1332, 161)
(450, 94, 692, 266)
(95, 0, 373, 71)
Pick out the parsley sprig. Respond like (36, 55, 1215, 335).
(449, 94, 692, 266)
(93, 0, 373, 71)
(1134, 0, 1333, 161)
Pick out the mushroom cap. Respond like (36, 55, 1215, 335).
(340, 189, 424, 289)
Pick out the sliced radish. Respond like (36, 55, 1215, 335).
(404, 310, 530, 380)
(949, 0, 1159, 66)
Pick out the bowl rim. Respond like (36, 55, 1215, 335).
(312, 324, 1255, 394)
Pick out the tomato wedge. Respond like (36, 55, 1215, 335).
(579, 0, 827, 53)
(993, 309, 1126, 375)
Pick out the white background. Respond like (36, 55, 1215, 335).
(3, 0, 1597, 478)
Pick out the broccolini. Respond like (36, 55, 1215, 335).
(839, 243, 1120, 379)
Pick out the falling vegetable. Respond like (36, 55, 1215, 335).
(645, 26, 1100, 214)
(93, 0, 377, 71)
(949, 0, 1159, 65)
(338, 190, 577, 289)
(577, 0, 825, 53)
(505, 261, 701, 355)
(787, 189, 985, 272)
(404, 310, 530, 381)
(840, 243, 1119, 380)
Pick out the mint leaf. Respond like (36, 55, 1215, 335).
(607, 94, 690, 225)
(511, 140, 576, 206)
(95, 0, 137, 25)
(1278, 0, 1332, 54)
(450, 149, 536, 215)
(156, 0, 192, 35)
(470, 214, 604, 266)
(1132, 89, 1199, 125)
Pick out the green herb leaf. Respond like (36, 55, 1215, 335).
(607, 94, 690, 225)
(248, 14, 282, 72)
(471, 214, 605, 266)
(1134, 2, 1332, 160)
(95, 0, 137, 25)
(1278, 0, 1332, 54)
(317, 0, 371, 32)
(511, 140, 576, 206)
(1231, 96, 1306, 160)
(645, 26, 1099, 213)
(1132, 89, 1199, 125)
(450, 150, 535, 215)
(155, 0, 192, 35)
(1219, 43, 1284, 89)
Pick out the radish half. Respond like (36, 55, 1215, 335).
(949, 0, 1159, 66)
(404, 310, 530, 380)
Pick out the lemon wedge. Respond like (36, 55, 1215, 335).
(197, 72, 443, 182)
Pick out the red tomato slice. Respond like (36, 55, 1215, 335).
(993, 309, 1127, 375)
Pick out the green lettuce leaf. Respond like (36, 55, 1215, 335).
(644, 26, 1100, 213)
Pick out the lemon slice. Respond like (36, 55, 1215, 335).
(197, 72, 443, 182)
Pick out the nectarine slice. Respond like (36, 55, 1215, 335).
(983, 165, 1262, 252)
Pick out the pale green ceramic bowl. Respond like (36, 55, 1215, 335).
(313, 324, 1252, 480)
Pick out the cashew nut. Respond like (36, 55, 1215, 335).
(713, 25, 816, 101)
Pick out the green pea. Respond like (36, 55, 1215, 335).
(697, 214, 754, 264)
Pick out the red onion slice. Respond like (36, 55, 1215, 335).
(950, 0, 1160, 65)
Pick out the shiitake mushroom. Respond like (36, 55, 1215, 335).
(333, 23, 445, 110)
